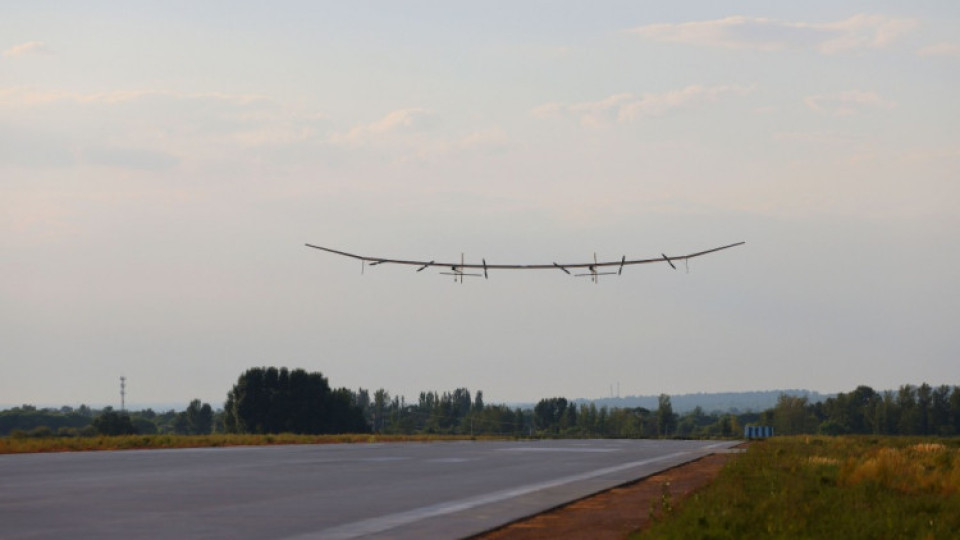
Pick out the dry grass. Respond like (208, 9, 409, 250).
(807, 455, 840, 466)
(636, 436, 960, 539)
(0, 433, 506, 454)
(841, 442, 959, 495)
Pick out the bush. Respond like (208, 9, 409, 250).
(131, 417, 158, 435)
(92, 411, 138, 436)
(28, 426, 53, 438)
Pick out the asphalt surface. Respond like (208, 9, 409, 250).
(0, 439, 737, 539)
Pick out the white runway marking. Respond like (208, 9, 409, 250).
(296, 451, 690, 539)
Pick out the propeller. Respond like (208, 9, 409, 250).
(661, 253, 676, 270)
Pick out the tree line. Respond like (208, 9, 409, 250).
(3, 367, 958, 439)
(0, 400, 216, 437)
(767, 383, 960, 436)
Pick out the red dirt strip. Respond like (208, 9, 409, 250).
(472, 450, 740, 540)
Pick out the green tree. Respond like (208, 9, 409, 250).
(373, 389, 389, 433)
(772, 394, 816, 435)
(224, 367, 367, 435)
(577, 403, 598, 436)
(917, 383, 933, 435)
(931, 385, 951, 435)
(92, 409, 137, 436)
(561, 403, 578, 433)
(515, 408, 527, 436)
(131, 416, 158, 434)
(534, 397, 567, 434)
(656, 394, 677, 437)
(452, 388, 472, 418)
(176, 399, 214, 434)
(327, 388, 368, 433)
(949, 386, 960, 436)
(878, 390, 899, 434)
(354, 388, 371, 427)
(897, 385, 919, 435)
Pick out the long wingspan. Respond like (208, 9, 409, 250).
(305, 241, 744, 276)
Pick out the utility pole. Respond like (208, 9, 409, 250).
(120, 376, 126, 411)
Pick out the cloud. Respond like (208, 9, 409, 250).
(629, 14, 917, 54)
(458, 128, 509, 150)
(817, 14, 918, 54)
(3, 41, 51, 58)
(0, 85, 314, 171)
(533, 85, 753, 126)
(0, 88, 149, 106)
(618, 85, 753, 122)
(917, 43, 960, 58)
(83, 146, 180, 171)
(773, 131, 860, 147)
(0, 124, 77, 168)
(0, 87, 266, 107)
(231, 125, 317, 147)
(329, 108, 432, 145)
(804, 90, 896, 116)
(532, 93, 633, 127)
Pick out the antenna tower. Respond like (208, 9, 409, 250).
(120, 376, 126, 411)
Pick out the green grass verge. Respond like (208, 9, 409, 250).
(0, 433, 507, 453)
(636, 436, 960, 539)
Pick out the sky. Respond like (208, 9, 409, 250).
(2, 1, 958, 409)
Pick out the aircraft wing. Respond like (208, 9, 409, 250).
(305, 241, 744, 274)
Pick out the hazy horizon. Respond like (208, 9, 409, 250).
(0, 383, 911, 414)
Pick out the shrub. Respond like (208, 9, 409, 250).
(28, 426, 53, 438)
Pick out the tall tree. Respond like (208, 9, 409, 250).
(656, 394, 677, 437)
(92, 408, 137, 436)
(931, 385, 951, 435)
(534, 397, 567, 434)
(878, 390, 899, 435)
(897, 385, 919, 435)
(917, 383, 933, 435)
(772, 394, 815, 435)
(949, 386, 960, 436)
(224, 367, 367, 435)
(182, 399, 214, 434)
(373, 389, 389, 433)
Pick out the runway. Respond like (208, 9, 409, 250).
(0, 439, 737, 539)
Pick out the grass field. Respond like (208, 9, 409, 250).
(0, 433, 501, 453)
(637, 436, 960, 539)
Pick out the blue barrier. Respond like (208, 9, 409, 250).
(745, 425, 774, 439)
